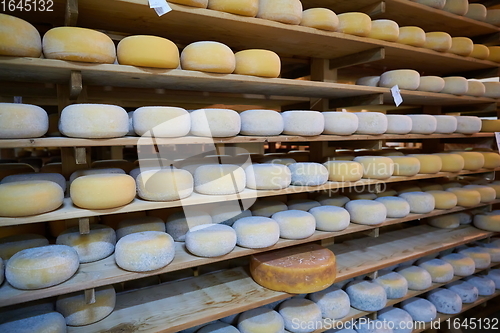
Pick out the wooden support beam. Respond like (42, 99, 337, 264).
(360, 1, 386, 18)
(367, 270, 379, 280)
(330, 48, 385, 70)
(79, 217, 90, 235)
(75, 147, 87, 165)
(65, 0, 79, 26)
(364, 228, 380, 238)
(311, 58, 337, 83)
(69, 71, 83, 100)
(85, 289, 96, 304)
(329, 93, 384, 109)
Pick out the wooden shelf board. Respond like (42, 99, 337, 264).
(65, 225, 493, 333)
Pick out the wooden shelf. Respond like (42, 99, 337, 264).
(65, 225, 493, 333)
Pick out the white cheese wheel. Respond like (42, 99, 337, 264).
(408, 115, 437, 134)
(354, 112, 388, 135)
(480, 243, 500, 262)
(166, 210, 212, 241)
(486, 269, 500, 288)
(412, 0, 445, 8)
(396, 266, 433, 290)
(423, 32, 452, 52)
(211, 203, 251, 226)
(309, 287, 350, 319)
(449, 37, 474, 56)
(345, 200, 387, 225)
(379, 69, 420, 90)
(446, 280, 479, 303)
(60, 104, 128, 138)
(186, 224, 236, 257)
(454, 152, 485, 170)
(345, 280, 387, 311)
(1, 172, 66, 191)
(463, 276, 496, 296)
(323, 112, 358, 135)
(136, 169, 193, 201)
(442, 0, 468, 15)
(470, 44, 490, 59)
(288, 162, 328, 186)
(397, 26, 426, 47)
(481, 120, 500, 133)
(300, 8, 339, 31)
(426, 190, 458, 209)
(375, 272, 408, 299)
(169, 0, 207, 7)
(238, 308, 284, 333)
(234, 49, 281, 78)
(132, 106, 190, 137)
(483, 82, 500, 98)
(401, 297, 437, 322)
(6, 244, 79, 289)
(458, 247, 491, 269)
(69, 168, 125, 184)
(282, 111, 324, 136)
(0, 14, 41, 57)
(233, 216, 280, 248)
(441, 77, 468, 95)
(466, 3, 487, 21)
(56, 224, 116, 263)
(250, 199, 288, 217)
(0, 312, 66, 333)
(190, 108, 241, 137)
(337, 12, 371, 36)
(117, 35, 179, 69)
(323, 161, 363, 182)
(0, 234, 48, 260)
(279, 298, 322, 333)
(463, 185, 495, 202)
(354, 156, 394, 179)
(434, 116, 458, 134)
(257, 0, 302, 25)
(271, 210, 316, 239)
(0, 103, 48, 139)
(427, 214, 460, 229)
(440, 253, 475, 276)
(245, 163, 291, 189)
(309, 206, 350, 232)
(198, 322, 239, 333)
(417, 258, 454, 282)
(427, 288, 462, 314)
(356, 76, 380, 87)
(56, 285, 115, 326)
(486, 9, 500, 26)
(117, 216, 165, 240)
(408, 154, 442, 174)
(389, 156, 420, 176)
(378, 307, 413, 333)
(194, 164, 245, 195)
(181, 41, 235, 74)
(399, 192, 435, 214)
(0, 180, 63, 217)
(316, 194, 350, 207)
(386, 115, 412, 134)
(455, 116, 482, 134)
(240, 109, 284, 136)
(418, 76, 445, 93)
(466, 80, 486, 97)
(375, 196, 411, 218)
(208, 0, 258, 16)
(368, 19, 399, 42)
(446, 187, 481, 207)
(70, 174, 136, 209)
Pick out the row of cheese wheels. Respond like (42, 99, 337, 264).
(414, 0, 500, 24)
(0, 102, 487, 139)
(357, 70, 500, 97)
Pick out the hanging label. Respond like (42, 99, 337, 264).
(149, 0, 172, 16)
(390, 85, 403, 107)
(496, 132, 500, 153)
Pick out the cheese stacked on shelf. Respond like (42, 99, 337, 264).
(300, 8, 338, 31)
(117, 35, 179, 68)
(0, 312, 66, 333)
(337, 12, 372, 36)
(257, 0, 303, 25)
(0, 103, 49, 139)
(0, 14, 42, 58)
(208, 0, 259, 17)
(0, 234, 49, 260)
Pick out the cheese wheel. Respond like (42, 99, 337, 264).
(316, 194, 350, 207)
(489, 182, 500, 198)
(441, 77, 468, 95)
(271, 210, 316, 239)
(394, 184, 422, 194)
(449, 37, 474, 56)
(470, 44, 490, 60)
(166, 210, 212, 241)
(181, 41, 235, 74)
(309, 287, 350, 319)
(353, 112, 388, 135)
(132, 106, 190, 137)
(0, 234, 48, 261)
(423, 32, 452, 52)
(483, 82, 500, 98)
(418, 76, 445, 93)
(117, 35, 179, 68)
(356, 320, 392, 333)
(374, 272, 408, 299)
(379, 70, 420, 90)
(481, 243, 500, 262)
(0, 103, 48, 139)
(245, 163, 291, 190)
(234, 49, 280, 78)
(463, 185, 495, 202)
(458, 212, 473, 225)
(117, 216, 165, 240)
(0, 180, 63, 217)
(169, 0, 207, 7)
(249, 243, 336, 293)
(345, 280, 387, 311)
(486, 9, 500, 26)
(345, 200, 387, 225)
(136, 169, 193, 201)
(309, 206, 350, 232)
(282, 111, 324, 136)
(257, 0, 302, 25)
(442, 0, 468, 15)
(417, 258, 454, 282)
(240, 109, 284, 136)
(356, 76, 380, 87)
(441, 182, 463, 190)
(211, 203, 251, 226)
(1, 173, 66, 191)
(458, 247, 491, 269)
(386, 115, 412, 134)
(0, 312, 66, 333)
(446, 188, 481, 207)
(486, 269, 500, 288)
(190, 108, 241, 137)
(433, 116, 457, 134)
(347, 192, 377, 200)
(397, 26, 426, 47)
(426, 190, 458, 209)
(463, 276, 496, 296)
(0, 14, 41, 57)
(466, 79, 486, 97)
(43, 27, 115, 63)
(368, 19, 399, 42)
(233, 216, 280, 248)
(354, 156, 394, 179)
(337, 12, 371, 37)
(427, 214, 460, 229)
(6, 245, 79, 289)
(237, 308, 284, 333)
(455, 152, 485, 170)
(323, 112, 358, 135)
(70, 174, 135, 209)
(401, 297, 437, 322)
(69, 168, 125, 184)
(440, 253, 475, 276)
(378, 307, 413, 333)
(399, 192, 435, 213)
(194, 164, 245, 195)
(288, 163, 328, 186)
(259, 156, 296, 166)
(198, 322, 239, 333)
(446, 280, 479, 303)
(279, 299, 322, 333)
(455, 116, 482, 134)
(412, 0, 445, 8)
(250, 199, 287, 217)
(56, 224, 116, 263)
(186, 224, 236, 257)
(208, 0, 258, 16)
(388, 157, 420, 176)
(396, 266, 433, 290)
(427, 288, 462, 314)
(466, 3, 487, 21)
(408, 154, 442, 174)
(374, 197, 410, 218)
(300, 8, 338, 31)
(481, 120, 500, 133)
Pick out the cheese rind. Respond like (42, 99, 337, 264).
(316, 194, 350, 207)
(399, 192, 435, 214)
(185, 224, 237, 257)
(0, 234, 49, 260)
(458, 247, 491, 269)
(442, 77, 468, 95)
(240, 109, 284, 136)
(288, 162, 328, 186)
(233, 216, 280, 248)
(428, 214, 460, 229)
(481, 120, 500, 133)
(166, 210, 212, 241)
(282, 111, 324, 136)
(396, 266, 433, 290)
(378, 307, 413, 333)
(486, 9, 500, 26)
(117, 35, 179, 68)
(279, 298, 322, 333)
(454, 152, 485, 170)
(441, 253, 476, 276)
(69, 168, 125, 184)
(434, 116, 458, 134)
(386, 115, 412, 134)
(413, 0, 445, 9)
(455, 116, 482, 134)
(169, 0, 207, 7)
(397, 26, 426, 47)
(137, 169, 194, 201)
(181, 41, 235, 74)
(375, 272, 409, 299)
(408, 154, 442, 174)
(401, 297, 437, 322)
(300, 8, 338, 31)
(346, 280, 387, 311)
(408, 115, 437, 134)
(1, 172, 66, 191)
(470, 44, 490, 60)
(446, 280, 479, 303)
(463, 185, 495, 202)
(237, 308, 285, 333)
(418, 76, 445, 93)
(466, 3, 487, 21)
(424, 32, 452, 52)
(0, 14, 42, 58)
(466, 80, 486, 97)
(271, 210, 316, 239)
(245, 163, 292, 189)
(483, 82, 500, 98)
(446, 187, 481, 207)
(337, 12, 372, 36)
(379, 69, 420, 90)
(190, 108, 241, 137)
(133, 106, 190, 137)
(208, 0, 258, 16)
(375, 196, 411, 218)
(426, 190, 458, 209)
(0, 103, 48, 139)
(250, 199, 288, 217)
(234, 49, 281, 78)
(345, 199, 387, 225)
(354, 156, 394, 179)
(194, 164, 245, 195)
(449, 37, 474, 56)
(389, 156, 420, 176)
(309, 287, 350, 319)
(442, 0, 469, 15)
(434, 153, 464, 172)
(309, 206, 350, 231)
(323, 112, 358, 135)
(211, 203, 251, 226)
(0, 312, 66, 333)
(368, 19, 399, 42)
(427, 288, 462, 314)
(417, 258, 455, 282)
(463, 276, 496, 296)
(257, 0, 303, 25)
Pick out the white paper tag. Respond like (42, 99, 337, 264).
(496, 132, 500, 153)
(149, 0, 171, 16)
(390, 85, 403, 107)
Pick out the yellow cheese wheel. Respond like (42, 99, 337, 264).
(0, 14, 42, 57)
(407, 154, 442, 174)
(454, 152, 485, 170)
(470, 44, 490, 60)
(379, 69, 420, 90)
(354, 156, 394, 179)
(43, 27, 115, 63)
(465, 4, 487, 21)
(397, 26, 426, 47)
(449, 37, 474, 56)
(418, 76, 445, 92)
(423, 32, 452, 52)
(238, 308, 285, 333)
(257, 0, 303, 25)
(417, 258, 454, 283)
(323, 160, 363, 182)
(426, 190, 458, 209)
(477, 152, 500, 168)
(0, 103, 48, 139)
(117, 35, 179, 69)
(368, 19, 399, 42)
(70, 174, 136, 209)
(208, 0, 258, 16)
(300, 8, 338, 31)
(458, 247, 491, 269)
(234, 49, 281, 78)
(170, 0, 207, 7)
(442, 0, 469, 16)
(487, 182, 500, 198)
(181, 41, 235, 74)
(0, 233, 49, 260)
(473, 212, 500, 232)
(481, 120, 500, 132)
(487, 46, 500, 62)
(463, 185, 496, 202)
(434, 153, 464, 172)
(337, 12, 372, 37)
(446, 187, 481, 207)
(428, 214, 461, 228)
(390, 156, 421, 176)
(136, 169, 193, 201)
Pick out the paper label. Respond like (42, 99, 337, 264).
(496, 132, 500, 153)
(149, 0, 171, 16)
(390, 85, 403, 107)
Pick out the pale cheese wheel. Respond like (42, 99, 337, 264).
(449, 37, 474, 56)
(1, 173, 66, 191)
(300, 8, 338, 31)
(389, 156, 420, 176)
(117, 35, 179, 68)
(412, 0, 445, 9)
(399, 192, 435, 213)
(374, 272, 408, 299)
(470, 44, 490, 60)
(426, 190, 458, 209)
(440, 253, 475, 276)
(463, 276, 496, 296)
(441, 182, 463, 190)
(117, 216, 165, 240)
(396, 266, 433, 290)
(483, 82, 500, 98)
(0, 14, 41, 58)
(356, 76, 380, 87)
(0, 103, 48, 139)
(434, 116, 458, 134)
(198, 322, 240, 333)
(211, 203, 251, 226)
(0, 312, 66, 333)
(259, 156, 297, 166)
(233, 216, 280, 248)
(368, 19, 399, 42)
(245, 163, 291, 189)
(345, 200, 387, 225)
(208, 0, 258, 16)
(250, 199, 288, 217)
(475, 213, 500, 232)
(0, 234, 49, 261)
(465, 3, 487, 21)
(309, 286, 350, 320)
(423, 32, 452, 52)
(166, 210, 212, 241)
(428, 214, 460, 229)
(346, 192, 377, 200)
(455, 116, 482, 134)
(401, 297, 437, 322)
(417, 76, 445, 93)
(397, 26, 426, 47)
(316, 194, 350, 207)
(190, 108, 241, 137)
(309, 206, 350, 232)
(323, 112, 358, 135)
(288, 162, 328, 186)
(136, 169, 193, 201)
(379, 69, 420, 90)
(69, 168, 125, 184)
(441, 77, 468, 95)
(356, 319, 393, 333)
(481, 120, 500, 133)
(486, 9, 500, 26)
(386, 115, 412, 134)
(417, 258, 454, 282)
(337, 12, 372, 37)
(345, 280, 387, 311)
(56, 224, 116, 263)
(454, 152, 484, 170)
(375, 196, 410, 218)
(354, 156, 394, 179)
(132, 106, 190, 137)
(486, 269, 500, 288)
(442, 0, 468, 16)
(257, 0, 303, 25)
(279, 298, 322, 333)
(427, 288, 462, 314)
(408, 154, 442, 174)
(282, 111, 324, 136)
(446, 187, 481, 207)
(6, 244, 79, 289)
(463, 185, 495, 202)
(408, 114, 437, 134)
(446, 280, 479, 303)
(43, 27, 115, 63)
(185, 224, 237, 257)
(466, 80, 486, 97)
(181, 41, 235, 74)
(194, 164, 245, 195)
(271, 210, 316, 239)
(240, 109, 284, 135)
(458, 247, 491, 269)
(354, 112, 387, 134)
(378, 307, 413, 333)
(234, 49, 281, 78)
(237, 308, 284, 333)
(169, 0, 207, 7)
(481, 244, 500, 262)
(70, 174, 136, 209)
